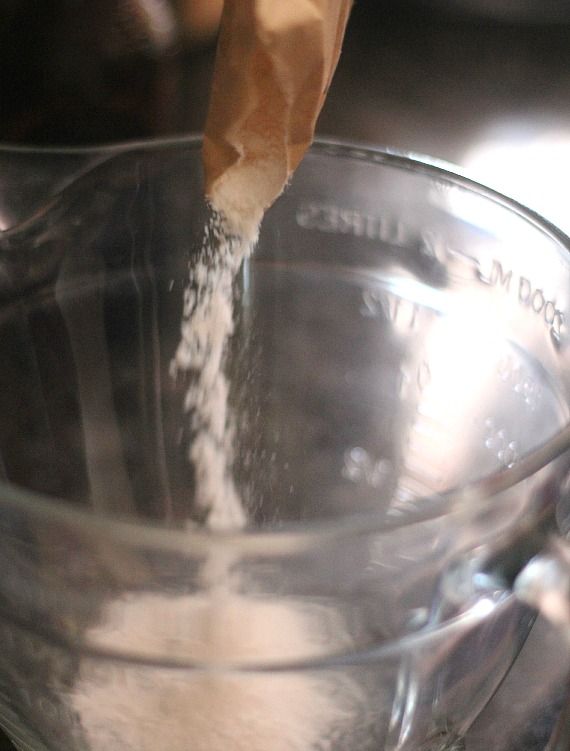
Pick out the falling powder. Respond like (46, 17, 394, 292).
(71, 2, 358, 745)
(70, 208, 361, 750)
(169, 210, 254, 531)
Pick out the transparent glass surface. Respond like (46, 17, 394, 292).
(1, 139, 570, 751)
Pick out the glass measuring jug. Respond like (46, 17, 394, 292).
(1, 139, 570, 751)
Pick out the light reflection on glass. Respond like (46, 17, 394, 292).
(462, 126, 570, 235)
(396, 302, 508, 501)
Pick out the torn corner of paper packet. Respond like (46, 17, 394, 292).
(202, 0, 353, 238)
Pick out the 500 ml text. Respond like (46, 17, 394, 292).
(296, 202, 565, 344)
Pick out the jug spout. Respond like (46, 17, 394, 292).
(0, 147, 110, 232)
(515, 537, 570, 629)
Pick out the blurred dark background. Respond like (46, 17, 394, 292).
(1, 2, 570, 749)
(3, 0, 570, 232)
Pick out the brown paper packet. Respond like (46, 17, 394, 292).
(203, 0, 352, 238)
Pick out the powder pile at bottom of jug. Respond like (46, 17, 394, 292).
(71, 589, 359, 751)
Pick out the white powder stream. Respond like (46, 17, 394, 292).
(71, 205, 360, 750)
(169, 211, 253, 531)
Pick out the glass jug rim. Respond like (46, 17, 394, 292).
(2, 136, 570, 555)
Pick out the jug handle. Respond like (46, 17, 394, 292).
(515, 536, 570, 629)
(512, 538, 570, 751)
(437, 520, 570, 748)
(472, 534, 570, 750)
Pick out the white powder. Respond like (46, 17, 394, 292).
(71, 204, 360, 750)
(169, 210, 254, 531)
(72, 591, 358, 751)
(66, 0, 358, 740)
